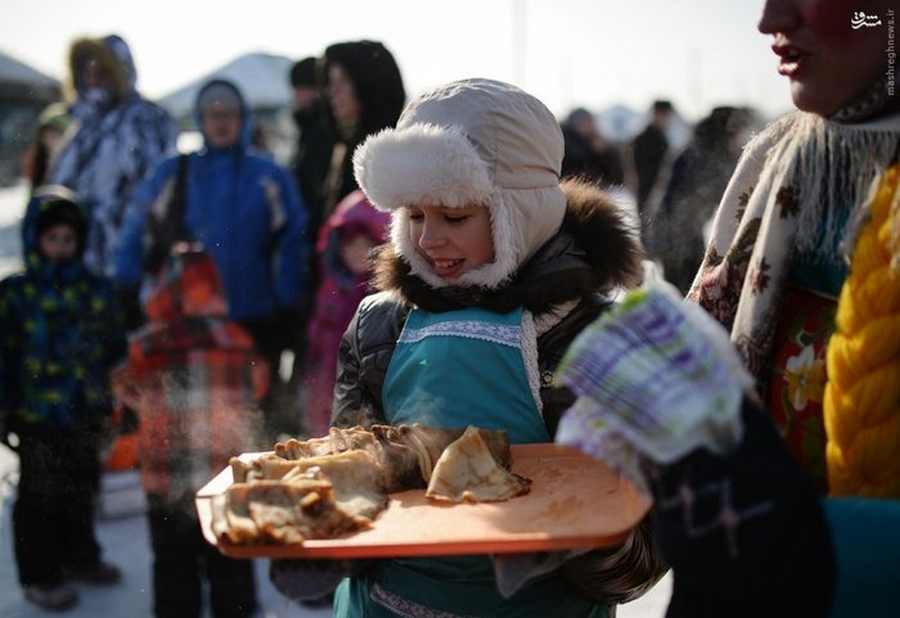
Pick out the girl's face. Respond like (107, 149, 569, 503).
(39, 224, 78, 261)
(408, 205, 494, 281)
(758, 0, 891, 116)
(328, 64, 361, 125)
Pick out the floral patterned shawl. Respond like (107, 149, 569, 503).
(688, 110, 900, 387)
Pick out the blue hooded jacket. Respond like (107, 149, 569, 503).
(45, 34, 176, 277)
(115, 79, 309, 321)
(1, 193, 126, 430)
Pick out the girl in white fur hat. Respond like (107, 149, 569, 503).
(272, 78, 665, 617)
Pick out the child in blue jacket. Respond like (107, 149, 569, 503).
(1, 191, 126, 611)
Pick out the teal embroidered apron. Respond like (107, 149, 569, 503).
(334, 307, 607, 618)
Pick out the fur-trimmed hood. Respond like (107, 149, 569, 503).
(372, 179, 643, 314)
(67, 34, 137, 103)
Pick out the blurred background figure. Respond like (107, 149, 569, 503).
(250, 124, 272, 156)
(300, 190, 388, 438)
(1, 193, 125, 611)
(0, 50, 60, 188)
(631, 99, 675, 229)
(289, 56, 334, 252)
(287, 56, 335, 372)
(40, 34, 175, 277)
(647, 105, 757, 294)
(113, 248, 266, 618)
(561, 107, 625, 188)
(320, 40, 405, 216)
(19, 102, 70, 189)
(115, 78, 309, 441)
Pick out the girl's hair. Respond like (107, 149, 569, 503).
(322, 40, 406, 143)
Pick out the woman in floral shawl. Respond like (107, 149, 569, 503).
(689, 0, 900, 494)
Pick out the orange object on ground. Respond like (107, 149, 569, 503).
(105, 434, 140, 471)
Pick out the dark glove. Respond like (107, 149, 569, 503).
(269, 558, 375, 602)
(560, 517, 667, 604)
(648, 401, 833, 618)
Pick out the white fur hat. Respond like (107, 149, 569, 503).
(353, 78, 566, 289)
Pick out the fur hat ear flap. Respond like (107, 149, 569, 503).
(353, 122, 494, 212)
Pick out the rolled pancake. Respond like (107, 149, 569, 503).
(426, 426, 532, 503)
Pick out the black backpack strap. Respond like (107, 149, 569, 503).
(145, 153, 191, 273)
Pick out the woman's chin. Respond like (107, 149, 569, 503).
(790, 82, 849, 118)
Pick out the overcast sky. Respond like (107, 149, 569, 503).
(1, 0, 794, 120)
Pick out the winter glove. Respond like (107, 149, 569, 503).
(648, 400, 833, 618)
(492, 517, 666, 604)
(560, 517, 667, 604)
(269, 558, 375, 602)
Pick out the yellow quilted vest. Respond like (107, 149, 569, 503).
(824, 164, 900, 497)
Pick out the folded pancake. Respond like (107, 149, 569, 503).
(272, 424, 512, 490)
(210, 473, 371, 545)
(426, 426, 532, 503)
(280, 450, 388, 520)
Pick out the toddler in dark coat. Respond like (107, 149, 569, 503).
(0, 191, 126, 611)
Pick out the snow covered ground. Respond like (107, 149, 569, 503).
(0, 444, 332, 618)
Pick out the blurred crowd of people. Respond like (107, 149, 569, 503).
(3, 35, 406, 616)
(2, 0, 899, 614)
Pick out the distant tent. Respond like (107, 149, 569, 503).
(0, 49, 60, 101)
(159, 52, 293, 124)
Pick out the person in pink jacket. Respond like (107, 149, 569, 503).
(301, 190, 389, 436)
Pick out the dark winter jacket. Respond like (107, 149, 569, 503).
(648, 107, 753, 294)
(46, 35, 176, 277)
(292, 100, 336, 244)
(561, 126, 625, 188)
(632, 124, 669, 214)
(0, 197, 126, 432)
(115, 79, 309, 322)
(647, 144, 736, 294)
(331, 180, 664, 604)
(321, 41, 406, 210)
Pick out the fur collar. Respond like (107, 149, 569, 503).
(371, 179, 643, 314)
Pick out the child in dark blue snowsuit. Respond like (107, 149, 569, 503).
(0, 192, 126, 611)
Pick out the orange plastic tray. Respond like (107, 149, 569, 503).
(196, 443, 650, 559)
